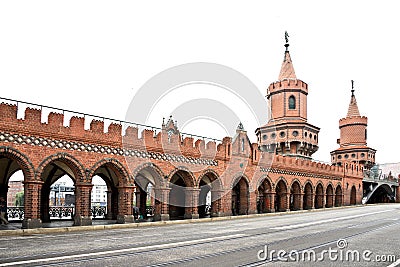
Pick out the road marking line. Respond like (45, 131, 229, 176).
(270, 209, 395, 230)
(0, 234, 244, 266)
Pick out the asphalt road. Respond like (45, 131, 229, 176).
(0, 204, 399, 267)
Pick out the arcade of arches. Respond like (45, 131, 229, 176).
(0, 147, 358, 228)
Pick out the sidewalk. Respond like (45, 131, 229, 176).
(0, 204, 386, 237)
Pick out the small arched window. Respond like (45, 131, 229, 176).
(288, 95, 296, 110)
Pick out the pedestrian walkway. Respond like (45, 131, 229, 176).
(0, 220, 117, 230)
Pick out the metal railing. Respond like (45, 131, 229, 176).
(363, 170, 399, 184)
(6, 206, 108, 221)
(6, 205, 156, 221)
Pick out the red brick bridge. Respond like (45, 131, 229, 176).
(0, 98, 363, 228)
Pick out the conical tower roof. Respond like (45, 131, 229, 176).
(278, 49, 297, 80)
(346, 90, 361, 117)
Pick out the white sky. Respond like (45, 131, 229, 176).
(1, 1, 399, 165)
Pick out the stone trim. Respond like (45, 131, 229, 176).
(0, 132, 218, 166)
(260, 167, 341, 181)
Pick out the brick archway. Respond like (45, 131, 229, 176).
(36, 153, 89, 225)
(290, 180, 302, 211)
(168, 169, 196, 220)
(350, 185, 357, 205)
(303, 181, 314, 210)
(325, 183, 334, 208)
(0, 146, 35, 183)
(37, 153, 85, 183)
(275, 178, 289, 212)
(335, 184, 343, 207)
(256, 176, 273, 213)
(231, 175, 250, 216)
(0, 147, 37, 228)
(197, 170, 223, 218)
(133, 163, 165, 221)
(315, 183, 324, 209)
(89, 159, 131, 221)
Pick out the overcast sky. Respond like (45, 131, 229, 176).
(1, 1, 399, 165)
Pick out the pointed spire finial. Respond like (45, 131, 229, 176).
(347, 80, 361, 117)
(237, 122, 244, 131)
(284, 31, 290, 51)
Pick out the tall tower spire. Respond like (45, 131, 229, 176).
(347, 80, 360, 117)
(256, 33, 320, 159)
(331, 81, 376, 169)
(278, 31, 297, 80)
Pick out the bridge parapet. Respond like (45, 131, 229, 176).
(0, 100, 231, 161)
(271, 154, 363, 179)
(363, 170, 399, 185)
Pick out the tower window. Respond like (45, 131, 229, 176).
(288, 95, 296, 110)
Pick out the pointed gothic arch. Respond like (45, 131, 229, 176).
(290, 180, 302, 211)
(256, 175, 274, 213)
(275, 177, 289, 212)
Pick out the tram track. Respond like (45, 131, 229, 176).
(2, 207, 398, 267)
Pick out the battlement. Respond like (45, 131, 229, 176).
(272, 154, 363, 178)
(339, 116, 368, 128)
(267, 78, 308, 95)
(0, 102, 230, 160)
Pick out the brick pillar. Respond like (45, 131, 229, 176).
(184, 188, 199, 219)
(239, 185, 249, 215)
(106, 191, 113, 219)
(299, 193, 304, 210)
(268, 192, 275, 212)
(22, 180, 43, 229)
(311, 193, 315, 209)
(220, 190, 232, 216)
(285, 193, 290, 211)
(74, 183, 93, 226)
(211, 190, 224, 217)
(134, 190, 140, 220)
(291, 192, 302, 211)
(41, 186, 51, 223)
(248, 190, 257, 214)
(396, 186, 400, 203)
(116, 185, 135, 223)
(326, 193, 334, 208)
(153, 187, 170, 221)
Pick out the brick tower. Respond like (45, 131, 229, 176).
(331, 82, 376, 169)
(256, 33, 320, 159)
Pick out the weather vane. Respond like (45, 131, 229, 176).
(285, 31, 289, 44)
(351, 80, 355, 96)
(284, 31, 290, 51)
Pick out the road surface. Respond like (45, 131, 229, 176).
(0, 204, 399, 266)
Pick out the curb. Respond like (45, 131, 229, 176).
(0, 204, 391, 237)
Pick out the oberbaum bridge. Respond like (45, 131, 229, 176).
(0, 40, 399, 229)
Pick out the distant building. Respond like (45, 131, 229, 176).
(91, 184, 107, 206)
(49, 181, 75, 206)
(7, 180, 24, 206)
